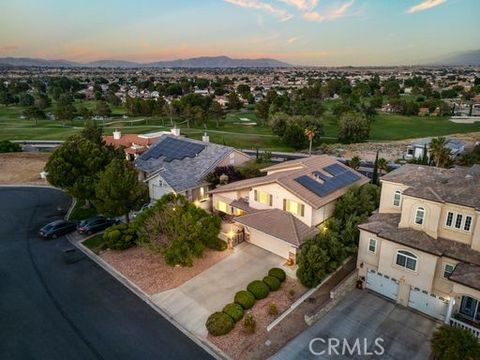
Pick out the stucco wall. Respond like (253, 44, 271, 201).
(217, 150, 251, 167)
(245, 226, 296, 260)
(379, 181, 410, 214)
(357, 229, 381, 277)
(398, 195, 442, 238)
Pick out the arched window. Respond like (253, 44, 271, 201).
(415, 207, 425, 225)
(393, 190, 402, 207)
(396, 250, 418, 271)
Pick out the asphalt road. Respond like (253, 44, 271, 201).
(0, 187, 212, 360)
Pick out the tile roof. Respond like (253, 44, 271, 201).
(381, 164, 480, 210)
(449, 262, 480, 291)
(210, 155, 369, 209)
(135, 135, 237, 192)
(234, 209, 318, 247)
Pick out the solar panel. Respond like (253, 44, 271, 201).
(295, 165, 360, 197)
(143, 137, 206, 162)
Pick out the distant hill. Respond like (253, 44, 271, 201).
(0, 56, 291, 68)
(431, 49, 480, 66)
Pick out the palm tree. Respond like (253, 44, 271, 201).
(429, 137, 452, 168)
(304, 127, 317, 156)
(348, 156, 361, 170)
(377, 158, 388, 176)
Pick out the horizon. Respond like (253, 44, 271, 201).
(1, 0, 479, 66)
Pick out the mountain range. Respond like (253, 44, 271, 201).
(0, 56, 291, 68)
(430, 49, 480, 66)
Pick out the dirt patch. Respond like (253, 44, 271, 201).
(0, 152, 50, 185)
(208, 277, 307, 360)
(100, 246, 232, 295)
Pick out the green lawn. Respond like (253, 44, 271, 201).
(82, 234, 105, 254)
(1, 103, 480, 150)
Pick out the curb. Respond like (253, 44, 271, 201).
(65, 198, 77, 220)
(67, 234, 230, 360)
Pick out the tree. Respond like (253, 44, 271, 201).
(372, 151, 379, 185)
(94, 158, 148, 222)
(0, 140, 22, 153)
(209, 101, 225, 127)
(431, 325, 480, 360)
(34, 93, 51, 110)
(338, 113, 370, 144)
(305, 127, 317, 155)
(348, 156, 361, 170)
(255, 100, 270, 125)
(282, 122, 308, 150)
(429, 137, 452, 168)
(18, 93, 35, 107)
(377, 157, 388, 176)
(95, 101, 112, 118)
(55, 94, 75, 122)
(22, 106, 46, 126)
(226, 91, 242, 110)
(81, 120, 104, 145)
(0, 91, 15, 106)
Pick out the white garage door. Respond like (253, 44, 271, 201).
(366, 270, 399, 301)
(246, 228, 291, 259)
(408, 288, 448, 321)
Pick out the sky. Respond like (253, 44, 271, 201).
(0, 0, 479, 66)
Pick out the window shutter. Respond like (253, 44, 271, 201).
(269, 194, 273, 206)
(300, 204, 305, 217)
(283, 199, 287, 210)
(254, 190, 258, 201)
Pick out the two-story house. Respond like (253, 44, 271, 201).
(209, 155, 369, 263)
(357, 164, 480, 338)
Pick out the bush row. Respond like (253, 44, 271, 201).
(205, 267, 286, 336)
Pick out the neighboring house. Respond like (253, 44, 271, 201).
(357, 164, 480, 338)
(405, 138, 465, 160)
(209, 155, 369, 263)
(135, 134, 251, 206)
(104, 130, 172, 161)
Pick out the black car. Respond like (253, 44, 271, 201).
(77, 216, 118, 235)
(39, 220, 77, 239)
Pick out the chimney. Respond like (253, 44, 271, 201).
(113, 130, 121, 140)
(202, 132, 210, 143)
(171, 127, 180, 136)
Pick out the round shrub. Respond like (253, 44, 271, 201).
(263, 276, 281, 291)
(205, 311, 234, 336)
(247, 280, 270, 300)
(223, 303, 244, 322)
(234, 290, 256, 309)
(268, 267, 286, 282)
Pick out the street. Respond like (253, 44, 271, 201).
(0, 187, 212, 360)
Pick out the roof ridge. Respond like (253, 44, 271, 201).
(287, 212, 300, 244)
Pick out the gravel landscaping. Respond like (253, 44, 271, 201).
(208, 276, 306, 360)
(100, 245, 232, 295)
(0, 152, 50, 184)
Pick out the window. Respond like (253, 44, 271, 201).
(393, 191, 402, 207)
(415, 207, 425, 225)
(254, 190, 273, 206)
(217, 201, 228, 213)
(443, 263, 455, 279)
(396, 250, 417, 271)
(460, 296, 480, 322)
(445, 212, 454, 227)
(455, 214, 463, 229)
(464, 216, 472, 232)
(368, 238, 377, 253)
(283, 199, 305, 217)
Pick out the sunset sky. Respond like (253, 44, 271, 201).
(1, 0, 479, 66)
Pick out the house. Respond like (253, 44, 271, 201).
(104, 130, 172, 161)
(418, 107, 430, 116)
(357, 164, 480, 338)
(135, 134, 251, 206)
(405, 138, 465, 160)
(209, 155, 369, 263)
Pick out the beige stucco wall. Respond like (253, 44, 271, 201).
(312, 200, 336, 227)
(472, 212, 480, 252)
(379, 181, 410, 214)
(437, 203, 476, 245)
(452, 283, 480, 303)
(217, 150, 251, 167)
(398, 195, 442, 238)
(245, 226, 296, 260)
(357, 230, 381, 277)
(432, 256, 459, 296)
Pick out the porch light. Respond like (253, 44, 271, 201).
(227, 229, 235, 239)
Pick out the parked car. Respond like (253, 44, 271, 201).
(39, 220, 77, 239)
(77, 216, 119, 235)
(131, 202, 155, 219)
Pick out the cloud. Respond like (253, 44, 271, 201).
(304, 0, 355, 22)
(287, 36, 299, 44)
(0, 44, 20, 53)
(407, 0, 446, 14)
(223, 0, 293, 21)
(279, 0, 318, 11)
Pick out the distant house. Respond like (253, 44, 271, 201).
(418, 107, 430, 116)
(405, 138, 465, 160)
(209, 156, 369, 263)
(135, 135, 251, 206)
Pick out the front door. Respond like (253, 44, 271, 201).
(460, 296, 480, 322)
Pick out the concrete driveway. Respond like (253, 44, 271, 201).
(152, 242, 285, 337)
(272, 289, 439, 360)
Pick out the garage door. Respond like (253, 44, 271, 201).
(408, 287, 448, 321)
(246, 228, 291, 259)
(366, 270, 399, 301)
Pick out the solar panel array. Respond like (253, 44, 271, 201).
(143, 137, 206, 162)
(295, 164, 360, 197)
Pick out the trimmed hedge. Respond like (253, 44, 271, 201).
(247, 280, 270, 300)
(103, 223, 137, 250)
(268, 267, 286, 282)
(234, 290, 256, 309)
(205, 312, 234, 336)
(223, 303, 244, 322)
(263, 276, 281, 291)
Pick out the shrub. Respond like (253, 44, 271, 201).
(205, 312, 234, 336)
(263, 276, 281, 291)
(208, 238, 228, 251)
(0, 140, 22, 153)
(431, 324, 480, 360)
(243, 313, 256, 334)
(247, 280, 270, 300)
(234, 290, 256, 309)
(288, 288, 296, 298)
(268, 303, 279, 316)
(103, 223, 137, 250)
(223, 303, 244, 322)
(268, 268, 286, 282)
